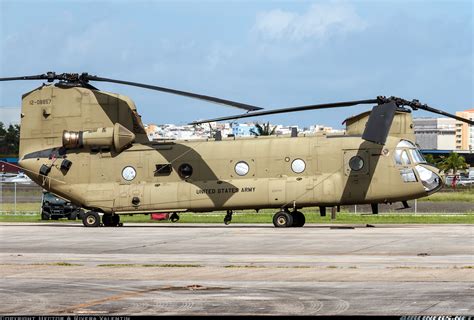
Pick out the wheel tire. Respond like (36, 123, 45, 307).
(102, 214, 113, 227)
(112, 214, 120, 226)
(82, 211, 100, 227)
(170, 213, 179, 223)
(273, 211, 293, 228)
(41, 211, 50, 220)
(292, 211, 306, 227)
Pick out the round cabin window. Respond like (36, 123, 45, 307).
(122, 166, 136, 181)
(291, 159, 306, 174)
(235, 161, 249, 176)
(178, 163, 193, 179)
(349, 156, 364, 171)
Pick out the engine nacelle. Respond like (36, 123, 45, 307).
(62, 123, 135, 151)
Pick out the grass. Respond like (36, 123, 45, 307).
(31, 262, 83, 266)
(0, 210, 473, 224)
(0, 202, 41, 213)
(418, 189, 474, 202)
(97, 263, 202, 268)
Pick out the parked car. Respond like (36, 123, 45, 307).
(456, 177, 474, 187)
(41, 191, 84, 220)
(445, 175, 474, 187)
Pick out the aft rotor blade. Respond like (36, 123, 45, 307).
(0, 74, 50, 81)
(189, 99, 379, 124)
(86, 75, 262, 112)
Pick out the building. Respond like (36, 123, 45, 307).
(413, 117, 456, 150)
(231, 123, 256, 136)
(455, 109, 474, 151)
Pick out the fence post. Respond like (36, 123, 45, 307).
(14, 182, 17, 215)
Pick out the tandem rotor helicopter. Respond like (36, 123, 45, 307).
(1, 72, 472, 227)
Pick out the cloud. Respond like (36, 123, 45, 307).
(254, 3, 367, 41)
(206, 44, 234, 70)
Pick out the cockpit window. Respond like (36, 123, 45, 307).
(397, 140, 417, 148)
(401, 150, 411, 165)
(394, 150, 402, 165)
(409, 149, 426, 164)
(394, 140, 425, 165)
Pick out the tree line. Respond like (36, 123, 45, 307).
(0, 122, 20, 156)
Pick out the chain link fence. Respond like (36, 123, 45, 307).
(0, 182, 43, 214)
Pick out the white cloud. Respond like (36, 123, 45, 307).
(254, 3, 367, 41)
(206, 44, 234, 70)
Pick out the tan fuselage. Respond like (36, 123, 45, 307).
(18, 84, 434, 214)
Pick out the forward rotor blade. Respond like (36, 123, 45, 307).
(189, 99, 379, 124)
(362, 101, 397, 145)
(86, 75, 262, 112)
(413, 104, 473, 125)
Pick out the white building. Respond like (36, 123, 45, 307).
(413, 117, 456, 150)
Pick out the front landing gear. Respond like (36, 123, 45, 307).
(224, 210, 233, 225)
(170, 213, 180, 223)
(272, 210, 305, 228)
(102, 214, 121, 227)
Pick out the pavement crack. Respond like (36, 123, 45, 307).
(346, 238, 404, 254)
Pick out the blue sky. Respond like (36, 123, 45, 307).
(0, 0, 472, 128)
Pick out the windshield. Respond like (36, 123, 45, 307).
(394, 140, 426, 165)
(409, 149, 426, 164)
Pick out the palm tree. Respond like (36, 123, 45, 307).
(424, 154, 439, 166)
(438, 152, 469, 188)
(250, 122, 276, 136)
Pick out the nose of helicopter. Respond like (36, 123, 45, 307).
(415, 164, 443, 194)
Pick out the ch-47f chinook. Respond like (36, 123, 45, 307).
(1, 72, 472, 228)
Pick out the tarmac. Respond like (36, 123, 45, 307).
(0, 223, 473, 315)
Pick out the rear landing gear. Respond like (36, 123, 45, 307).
(224, 210, 233, 225)
(82, 211, 100, 227)
(102, 214, 122, 227)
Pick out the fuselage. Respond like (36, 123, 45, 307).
(19, 133, 441, 214)
(17, 84, 442, 215)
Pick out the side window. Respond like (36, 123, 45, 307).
(394, 150, 402, 165)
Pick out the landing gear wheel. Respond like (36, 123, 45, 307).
(102, 214, 112, 226)
(83, 211, 100, 227)
(224, 210, 233, 225)
(273, 211, 293, 228)
(291, 211, 305, 227)
(112, 214, 120, 226)
(103, 214, 120, 227)
(170, 213, 180, 223)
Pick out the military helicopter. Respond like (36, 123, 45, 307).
(1, 72, 472, 228)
